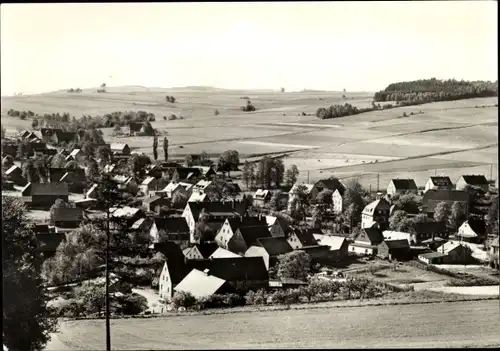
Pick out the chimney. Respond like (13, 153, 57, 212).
(376, 192, 382, 200)
(203, 268, 210, 275)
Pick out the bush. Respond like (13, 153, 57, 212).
(172, 291, 197, 309)
(168, 114, 177, 121)
(245, 289, 267, 305)
(114, 292, 148, 315)
(214, 109, 220, 116)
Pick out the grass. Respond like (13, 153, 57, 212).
(48, 299, 500, 350)
(2, 88, 497, 189)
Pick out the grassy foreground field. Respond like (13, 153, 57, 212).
(2, 87, 497, 190)
(46, 300, 500, 350)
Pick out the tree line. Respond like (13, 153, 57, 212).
(373, 78, 498, 103)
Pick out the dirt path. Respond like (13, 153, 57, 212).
(45, 300, 500, 350)
(428, 285, 499, 296)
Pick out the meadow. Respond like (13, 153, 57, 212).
(1, 87, 497, 190)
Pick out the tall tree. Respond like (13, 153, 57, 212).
(285, 164, 299, 186)
(22, 159, 39, 183)
(271, 158, 285, 188)
(217, 150, 240, 177)
(163, 137, 169, 162)
(50, 153, 67, 168)
(3, 196, 58, 350)
(449, 201, 466, 231)
(276, 251, 311, 281)
(486, 196, 499, 235)
(152, 135, 158, 161)
(342, 179, 365, 212)
(433, 201, 451, 224)
(242, 161, 252, 190)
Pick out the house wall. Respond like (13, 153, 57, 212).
(442, 246, 475, 265)
(387, 182, 397, 196)
(458, 222, 477, 237)
(268, 223, 285, 238)
(244, 247, 270, 270)
(349, 245, 377, 256)
(332, 190, 343, 214)
(184, 247, 203, 260)
(287, 233, 303, 250)
(158, 263, 173, 302)
(456, 178, 488, 192)
(361, 214, 375, 229)
(181, 206, 197, 243)
(215, 220, 234, 249)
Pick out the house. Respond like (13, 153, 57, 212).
(139, 176, 157, 196)
(285, 227, 318, 250)
(313, 234, 349, 262)
(209, 247, 242, 259)
(110, 206, 144, 229)
(253, 189, 272, 207)
(41, 128, 77, 145)
(5, 165, 26, 186)
(296, 245, 331, 261)
(110, 143, 131, 156)
(424, 176, 454, 192)
(197, 166, 217, 179)
(161, 181, 192, 199)
(488, 237, 499, 269)
(2, 143, 17, 158)
(245, 237, 293, 270)
(60, 169, 86, 192)
(268, 278, 308, 290)
(86, 184, 98, 199)
(25, 183, 69, 209)
(421, 190, 469, 217)
(182, 243, 219, 260)
(149, 217, 190, 248)
(377, 239, 411, 261)
(128, 122, 143, 136)
(49, 168, 68, 183)
(412, 221, 448, 244)
(349, 225, 384, 256)
(456, 175, 489, 192)
(215, 216, 271, 254)
(332, 189, 343, 214)
(53, 207, 83, 228)
(65, 149, 85, 163)
(188, 191, 209, 203)
(419, 240, 475, 265)
(168, 167, 203, 183)
(265, 215, 288, 238)
(173, 269, 232, 299)
(382, 230, 412, 245)
(156, 242, 190, 301)
(103, 164, 117, 174)
(457, 219, 487, 244)
(386, 179, 418, 196)
(142, 195, 170, 213)
(182, 201, 248, 243)
(181, 257, 269, 292)
(312, 178, 346, 201)
(34, 148, 58, 157)
(361, 196, 391, 230)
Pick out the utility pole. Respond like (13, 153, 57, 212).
(307, 170, 310, 184)
(435, 169, 437, 176)
(376, 173, 379, 192)
(490, 163, 493, 182)
(105, 202, 111, 351)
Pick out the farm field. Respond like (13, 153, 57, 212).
(1, 87, 497, 189)
(45, 300, 500, 350)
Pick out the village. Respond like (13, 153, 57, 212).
(1, 123, 499, 316)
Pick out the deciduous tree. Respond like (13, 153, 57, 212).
(276, 251, 311, 281)
(433, 201, 451, 224)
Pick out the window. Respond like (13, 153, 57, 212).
(365, 249, 369, 254)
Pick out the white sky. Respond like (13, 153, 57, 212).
(1, 1, 497, 95)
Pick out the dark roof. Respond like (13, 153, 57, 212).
(53, 207, 83, 222)
(315, 178, 346, 195)
(390, 179, 418, 190)
(429, 176, 453, 187)
(174, 167, 202, 180)
(61, 169, 85, 183)
(413, 221, 447, 235)
(143, 195, 169, 205)
(419, 252, 447, 259)
(359, 226, 384, 245)
(383, 239, 410, 250)
(128, 122, 143, 132)
(289, 227, 318, 246)
(32, 182, 68, 196)
(462, 219, 487, 236)
(237, 226, 272, 247)
(33, 224, 51, 234)
(49, 168, 68, 183)
(422, 190, 469, 213)
(461, 175, 488, 186)
(153, 242, 187, 285)
(154, 217, 189, 234)
(187, 257, 268, 282)
(56, 130, 78, 143)
(187, 201, 248, 222)
(256, 237, 293, 256)
(227, 216, 268, 232)
(194, 243, 220, 258)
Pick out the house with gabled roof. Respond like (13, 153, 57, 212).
(197, 166, 217, 179)
(86, 184, 98, 199)
(412, 221, 448, 244)
(457, 219, 487, 243)
(183, 243, 220, 260)
(49, 168, 68, 183)
(209, 247, 242, 259)
(312, 178, 346, 200)
(245, 237, 293, 270)
(253, 189, 272, 207)
(377, 239, 410, 261)
(53, 207, 83, 228)
(149, 217, 190, 248)
(110, 143, 131, 156)
(313, 234, 349, 261)
(142, 195, 170, 214)
(65, 149, 85, 163)
(139, 176, 157, 196)
(182, 201, 248, 243)
(419, 240, 475, 265)
(456, 174, 489, 192)
(5, 165, 26, 186)
(361, 197, 391, 230)
(23, 182, 69, 209)
(424, 176, 454, 192)
(288, 183, 315, 210)
(215, 216, 269, 253)
(285, 227, 318, 250)
(41, 128, 77, 145)
(188, 191, 209, 203)
(349, 225, 384, 256)
(422, 189, 469, 217)
(386, 179, 418, 196)
(265, 215, 288, 238)
(173, 269, 232, 299)
(155, 242, 190, 301)
(60, 168, 86, 192)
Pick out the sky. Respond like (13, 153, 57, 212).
(1, 1, 497, 95)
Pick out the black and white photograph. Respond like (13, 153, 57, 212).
(1, 1, 499, 350)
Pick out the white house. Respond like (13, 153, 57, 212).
(455, 175, 489, 192)
(386, 179, 418, 196)
(424, 176, 454, 192)
(332, 189, 343, 214)
(265, 215, 287, 238)
(192, 179, 213, 194)
(139, 176, 157, 196)
(244, 246, 270, 270)
(361, 196, 391, 230)
(209, 247, 241, 259)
